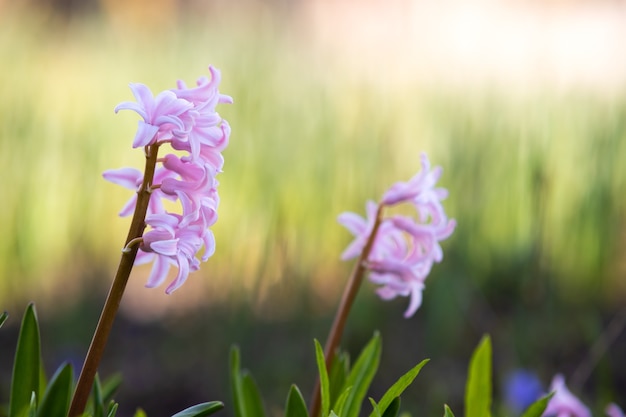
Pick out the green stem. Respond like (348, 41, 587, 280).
(309, 204, 384, 417)
(68, 144, 160, 417)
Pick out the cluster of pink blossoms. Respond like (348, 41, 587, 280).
(339, 153, 456, 318)
(542, 375, 623, 417)
(103, 66, 232, 294)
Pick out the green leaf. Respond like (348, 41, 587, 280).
(133, 409, 147, 417)
(0, 311, 8, 329)
(369, 359, 429, 417)
(332, 386, 352, 417)
(464, 335, 492, 417)
(369, 398, 381, 417)
(10, 303, 42, 417)
(171, 401, 224, 417)
(381, 397, 400, 417)
(101, 374, 123, 407)
(241, 371, 266, 417)
(106, 402, 119, 417)
(314, 339, 330, 417)
(27, 392, 37, 417)
(284, 385, 308, 417)
(328, 352, 349, 408)
(230, 346, 246, 417)
(92, 374, 105, 417)
(443, 405, 456, 417)
(36, 362, 73, 417)
(338, 332, 382, 417)
(520, 393, 555, 417)
(230, 347, 264, 417)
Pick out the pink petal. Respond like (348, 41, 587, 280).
(145, 255, 171, 288)
(132, 121, 160, 147)
(102, 167, 142, 190)
(165, 253, 190, 294)
(150, 239, 179, 256)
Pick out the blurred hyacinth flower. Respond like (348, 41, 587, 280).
(504, 370, 543, 415)
(542, 374, 591, 417)
(338, 153, 455, 317)
(104, 66, 231, 292)
(606, 404, 625, 417)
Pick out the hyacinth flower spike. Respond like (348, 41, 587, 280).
(69, 67, 231, 417)
(309, 153, 455, 417)
(542, 374, 591, 417)
(606, 403, 625, 417)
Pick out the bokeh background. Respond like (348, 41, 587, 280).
(1, 0, 625, 415)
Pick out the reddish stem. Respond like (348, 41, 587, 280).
(309, 204, 384, 417)
(68, 144, 160, 417)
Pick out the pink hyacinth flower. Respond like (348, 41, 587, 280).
(169, 66, 233, 165)
(337, 200, 379, 261)
(338, 153, 455, 317)
(102, 167, 176, 217)
(115, 83, 193, 148)
(107, 67, 231, 293)
(381, 153, 448, 207)
(542, 375, 591, 417)
(606, 404, 625, 417)
(136, 213, 215, 294)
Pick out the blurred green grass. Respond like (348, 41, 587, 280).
(0, 6, 624, 311)
(0, 4, 625, 415)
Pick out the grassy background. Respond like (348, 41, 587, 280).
(0, 1, 625, 416)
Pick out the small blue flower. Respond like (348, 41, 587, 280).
(504, 370, 543, 415)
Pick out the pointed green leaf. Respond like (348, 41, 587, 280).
(339, 332, 382, 417)
(369, 398, 381, 417)
(27, 392, 37, 417)
(36, 362, 73, 417)
(38, 365, 47, 403)
(520, 393, 555, 417)
(332, 386, 352, 417)
(381, 397, 400, 417)
(171, 401, 224, 417)
(314, 339, 330, 417)
(134, 409, 147, 417)
(10, 303, 42, 417)
(285, 385, 308, 417)
(329, 412, 339, 417)
(443, 405, 456, 417)
(464, 335, 492, 417)
(369, 359, 429, 417)
(328, 352, 349, 408)
(93, 374, 105, 417)
(106, 402, 119, 417)
(230, 346, 246, 417)
(241, 371, 266, 417)
(0, 311, 8, 329)
(101, 374, 123, 406)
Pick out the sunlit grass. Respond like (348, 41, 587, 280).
(0, 7, 625, 316)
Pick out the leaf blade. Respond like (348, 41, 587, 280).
(241, 371, 266, 417)
(36, 362, 73, 417)
(9, 303, 42, 417)
(340, 332, 382, 417)
(520, 393, 555, 417)
(443, 405, 456, 417)
(171, 401, 224, 417)
(464, 335, 492, 417)
(284, 385, 308, 417)
(381, 397, 401, 417)
(369, 359, 429, 417)
(314, 339, 331, 417)
(230, 346, 246, 417)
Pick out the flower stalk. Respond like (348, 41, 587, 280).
(309, 204, 384, 417)
(68, 144, 160, 417)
